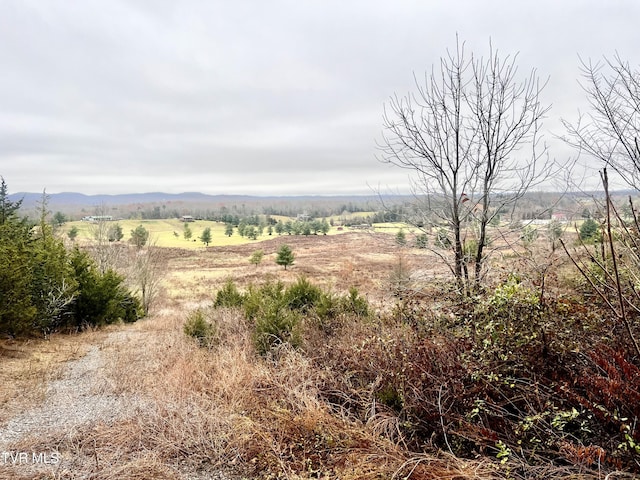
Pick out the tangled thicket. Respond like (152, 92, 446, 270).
(185, 271, 640, 478)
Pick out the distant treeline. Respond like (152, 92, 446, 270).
(132, 199, 386, 222)
(12, 192, 401, 221)
(15, 189, 638, 227)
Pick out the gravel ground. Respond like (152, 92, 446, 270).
(0, 344, 129, 447)
(0, 329, 233, 479)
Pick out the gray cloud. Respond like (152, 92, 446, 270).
(1, 0, 639, 195)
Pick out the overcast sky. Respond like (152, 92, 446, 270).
(1, 1, 638, 195)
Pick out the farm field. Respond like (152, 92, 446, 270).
(161, 231, 436, 305)
(4, 2, 640, 478)
(60, 218, 392, 249)
(63, 219, 269, 248)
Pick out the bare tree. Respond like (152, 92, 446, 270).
(128, 237, 166, 316)
(88, 204, 123, 273)
(563, 54, 640, 189)
(379, 39, 555, 293)
(561, 56, 640, 356)
(560, 169, 640, 356)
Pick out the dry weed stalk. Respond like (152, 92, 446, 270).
(560, 169, 640, 356)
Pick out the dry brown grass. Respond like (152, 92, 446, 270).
(164, 232, 439, 299)
(38, 305, 498, 479)
(0, 231, 531, 479)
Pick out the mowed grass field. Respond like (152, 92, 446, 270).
(60, 216, 413, 249)
(62, 219, 249, 248)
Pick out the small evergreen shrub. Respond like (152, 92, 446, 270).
(315, 291, 340, 320)
(284, 276, 322, 312)
(579, 218, 601, 242)
(312, 291, 344, 335)
(242, 280, 286, 322)
(210, 278, 371, 354)
(214, 279, 244, 308)
(340, 286, 370, 317)
(389, 255, 411, 298)
(275, 244, 295, 269)
(249, 249, 264, 267)
(242, 285, 263, 322)
(520, 225, 538, 245)
(118, 293, 143, 324)
(252, 300, 301, 356)
(70, 248, 142, 327)
(183, 309, 216, 347)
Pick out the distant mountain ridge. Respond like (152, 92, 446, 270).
(8, 188, 635, 208)
(9, 188, 636, 208)
(8, 191, 388, 210)
(10, 191, 262, 206)
(9, 189, 635, 219)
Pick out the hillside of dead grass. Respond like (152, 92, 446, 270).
(1, 230, 637, 479)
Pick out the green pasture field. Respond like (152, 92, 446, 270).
(60, 218, 378, 249)
(62, 219, 257, 248)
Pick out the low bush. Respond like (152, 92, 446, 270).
(252, 300, 302, 356)
(471, 274, 543, 364)
(211, 279, 371, 356)
(242, 280, 286, 322)
(284, 276, 322, 312)
(183, 309, 216, 347)
(551, 344, 640, 467)
(340, 286, 370, 317)
(179, 255, 640, 475)
(313, 320, 472, 452)
(214, 279, 244, 308)
(70, 248, 142, 327)
(312, 291, 343, 334)
(307, 272, 640, 476)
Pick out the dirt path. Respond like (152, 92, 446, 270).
(0, 330, 140, 477)
(0, 327, 229, 479)
(1, 341, 128, 447)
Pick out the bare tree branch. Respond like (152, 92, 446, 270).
(562, 55, 640, 189)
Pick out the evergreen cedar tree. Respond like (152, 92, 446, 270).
(200, 227, 212, 246)
(276, 245, 294, 270)
(0, 177, 141, 336)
